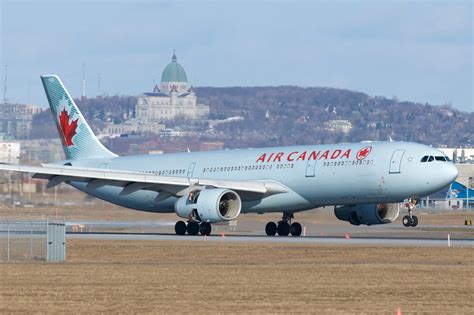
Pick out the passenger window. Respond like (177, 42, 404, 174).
(428, 156, 434, 162)
(420, 156, 428, 162)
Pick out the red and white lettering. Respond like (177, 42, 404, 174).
(341, 149, 351, 159)
(266, 152, 275, 162)
(297, 151, 307, 161)
(319, 150, 329, 159)
(273, 152, 284, 162)
(330, 149, 341, 159)
(308, 151, 320, 160)
(287, 151, 298, 161)
(256, 153, 266, 163)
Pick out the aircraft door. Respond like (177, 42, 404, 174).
(389, 150, 405, 174)
(305, 159, 317, 177)
(187, 162, 196, 178)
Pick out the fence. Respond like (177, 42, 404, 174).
(0, 220, 66, 262)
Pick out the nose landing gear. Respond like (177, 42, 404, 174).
(265, 212, 302, 237)
(402, 198, 418, 227)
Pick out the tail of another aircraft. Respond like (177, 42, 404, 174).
(40, 75, 117, 160)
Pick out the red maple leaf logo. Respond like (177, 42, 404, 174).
(356, 146, 372, 160)
(59, 108, 78, 147)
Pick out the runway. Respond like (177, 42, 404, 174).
(67, 232, 474, 247)
(58, 217, 474, 247)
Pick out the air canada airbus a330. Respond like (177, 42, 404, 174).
(0, 76, 458, 236)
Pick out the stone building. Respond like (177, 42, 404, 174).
(136, 53, 209, 122)
(324, 120, 353, 134)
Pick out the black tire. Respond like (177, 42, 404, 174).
(175, 221, 187, 235)
(411, 215, 418, 227)
(200, 222, 212, 236)
(277, 221, 290, 236)
(187, 221, 200, 235)
(290, 222, 302, 237)
(265, 222, 277, 236)
(402, 215, 413, 227)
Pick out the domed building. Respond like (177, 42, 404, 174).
(160, 53, 188, 94)
(135, 52, 209, 122)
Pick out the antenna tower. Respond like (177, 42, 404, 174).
(3, 65, 7, 104)
(81, 62, 86, 100)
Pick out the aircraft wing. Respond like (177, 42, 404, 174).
(0, 163, 288, 200)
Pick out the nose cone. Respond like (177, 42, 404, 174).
(444, 163, 459, 185)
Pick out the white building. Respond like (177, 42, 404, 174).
(324, 120, 353, 134)
(438, 147, 474, 164)
(0, 141, 20, 164)
(136, 53, 209, 122)
(0, 103, 41, 139)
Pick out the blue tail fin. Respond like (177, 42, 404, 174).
(41, 75, 117, 160)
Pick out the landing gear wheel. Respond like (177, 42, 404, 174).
(200, 222, 212, 236)
(402, 215, 413, 227)
(277, 221, 290, 236)
(265, 222, 277, 236)
(187, 221, 200, 235)
(411, 215, 418, 227)
(290, 222, 302, 237)
(175, 221, 187, 235)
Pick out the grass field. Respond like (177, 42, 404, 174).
(1, 240, 472, 314)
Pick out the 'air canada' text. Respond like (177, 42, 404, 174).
(256, 149, 352, 163)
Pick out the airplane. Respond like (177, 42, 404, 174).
(0, 75, 458, 236)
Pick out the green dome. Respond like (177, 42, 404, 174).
(161, 53, 188, 83)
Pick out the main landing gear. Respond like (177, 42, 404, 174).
(175, 220, 212, 236)
(402, 198, 418, 227)
(265, 212, 302, 237)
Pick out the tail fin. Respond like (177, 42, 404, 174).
(40, 75, 117, 160)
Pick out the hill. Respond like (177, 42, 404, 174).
(32, 86, 473, 149)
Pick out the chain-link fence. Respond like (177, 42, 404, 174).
(0, 220, 65, 262)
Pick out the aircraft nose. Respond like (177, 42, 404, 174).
(444, 163, 459, 184)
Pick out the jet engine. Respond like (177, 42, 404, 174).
(174, 188, 242, 223)
(334, 203, 399, 226)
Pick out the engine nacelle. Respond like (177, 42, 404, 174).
(334, 203, 399, 226)
(174, 188, 241, 223)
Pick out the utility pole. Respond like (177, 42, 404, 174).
(27, 80, 31, 104)
(98, 73, 101, 96)
(81, 62, 86, 100)
(3, 64, 7, 104)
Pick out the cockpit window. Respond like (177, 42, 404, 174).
(421, 155, 450, 162)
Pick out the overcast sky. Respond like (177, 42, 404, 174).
(0, 0, 472, 111)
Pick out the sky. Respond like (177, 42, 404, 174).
(0, 0, 472, 111)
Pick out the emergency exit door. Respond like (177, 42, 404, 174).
(305, 159, 317, 177)
(389, 150, 405, 174)
(187, 162, 196, 178)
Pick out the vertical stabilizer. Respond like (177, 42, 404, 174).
(41, 75, 117, 160)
